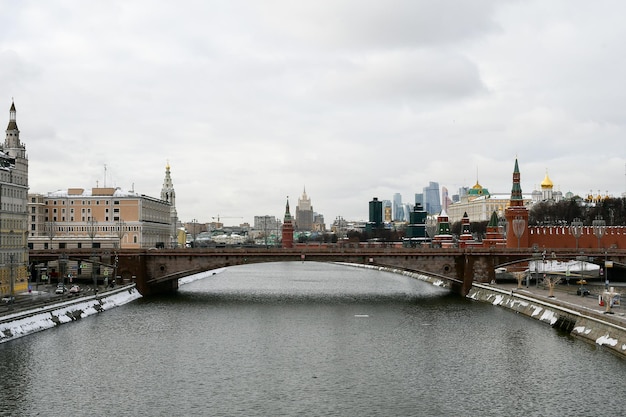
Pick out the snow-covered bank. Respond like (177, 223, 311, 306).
(0, 285, 141, 344)
(334, 262, 451, 289)
(468, 284, 626, 358)
(178, 267, 226, 286)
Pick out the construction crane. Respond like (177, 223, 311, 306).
(211, 215, 243, 225)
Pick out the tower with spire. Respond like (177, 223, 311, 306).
(505, 158, 529, 248)
(160, 161, 178, 247)
(1, 101, 29, 296)
(281, 197, 294, 248)
(295, 186, 314, 232)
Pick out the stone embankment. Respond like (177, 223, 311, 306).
(341, 262, 626, 358)
(468, 283, 626, 358)
(0, 284, 141, 344)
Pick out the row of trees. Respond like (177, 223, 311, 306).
(528, 197, 626, 226)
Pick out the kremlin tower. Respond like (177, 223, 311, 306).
(281, 198, 294, 248)
(505, 158, 529, 248)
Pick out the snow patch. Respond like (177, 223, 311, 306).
(539, 309, 558, 325)
(179, 268, 226, 285)
(492, 295, 504, 305)
(531, 306, 543, 317)
(596, 334, 618, 347)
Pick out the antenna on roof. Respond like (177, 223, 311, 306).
(104, 164, 107, 188)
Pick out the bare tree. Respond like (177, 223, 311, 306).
(511, 271, 527, 289)
(542, 274, 563, 298)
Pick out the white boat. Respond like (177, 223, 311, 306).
(528, 259, 600, 278)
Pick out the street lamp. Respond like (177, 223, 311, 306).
(592, 215, 606, 249)
(512, 216, 526, 248)
(569, 218, 583, 250)
(87, 217, 98, 293)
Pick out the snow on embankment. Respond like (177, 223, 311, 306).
(468, 284, 626, 358)
(178, 267, 226, 286)
(0, 285, 141, 344)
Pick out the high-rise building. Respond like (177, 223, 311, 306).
(368, 197, 383, 227)
(441, 186, 453, 212)
(392, 193, 403, 221)
(423, 182, 441, 215)
(1, 101, 29, 297)
(404, 203, 428, 246)
(295, 187, 314, 232)
(382, 200, 392, 223)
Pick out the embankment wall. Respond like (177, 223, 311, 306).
(0, 285, 141, 344)
(468, 284, 626, 358)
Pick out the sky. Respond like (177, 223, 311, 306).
(1, 0, 625, 226)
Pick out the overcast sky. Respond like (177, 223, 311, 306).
(1, 1, 625, 226)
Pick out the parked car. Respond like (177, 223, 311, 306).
(69, 285, 81, 294)
(55, 284, 67, 294)
(576, 287, 590, 296)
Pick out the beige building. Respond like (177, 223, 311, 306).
(28, 187, 173, 250)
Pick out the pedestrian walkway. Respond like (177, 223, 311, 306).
(492, 281, 626, 327)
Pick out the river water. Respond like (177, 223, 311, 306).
(0, 262, 624, 416)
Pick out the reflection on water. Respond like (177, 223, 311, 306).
(0, 262, 623, 417)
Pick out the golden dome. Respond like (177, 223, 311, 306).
(541, 171, 553, 189)
(472, 181, 482, 189)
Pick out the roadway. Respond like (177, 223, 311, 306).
(489, 281, 626, 327)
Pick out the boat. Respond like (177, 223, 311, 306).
(527, 259, 600, 278)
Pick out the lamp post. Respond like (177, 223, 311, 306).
(569, 218, 583, 250)
(87, 217, 98, 293)
(592, 215, 606, 249)
(8, 253, 14, 308)
(512, 216, 526, 248)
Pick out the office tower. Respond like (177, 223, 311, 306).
(369, 197, 383, 227)
(423, 182, 441, 215)
(393, 193, 403, 221)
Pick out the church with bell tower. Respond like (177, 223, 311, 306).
(160, 161, 179, 247)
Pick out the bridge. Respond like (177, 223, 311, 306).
(28, 247, 626, 297)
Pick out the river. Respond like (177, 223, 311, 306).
(0, 262, 624, 416)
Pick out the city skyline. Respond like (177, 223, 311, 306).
(2, 1, 625, 224)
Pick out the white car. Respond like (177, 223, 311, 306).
(55, 284, 67, 294)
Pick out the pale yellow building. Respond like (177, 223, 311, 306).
(28, 187, 173, 250)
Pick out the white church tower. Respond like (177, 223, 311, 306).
(160, 161, 178, 247)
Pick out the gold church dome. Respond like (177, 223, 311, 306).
(541, 172, 553, 189)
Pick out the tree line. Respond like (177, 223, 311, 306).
(528, 197, 626, 226)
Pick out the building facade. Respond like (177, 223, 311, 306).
(295, 188, 314, 232)
(0, 101, 29, 297)
(28, 187, 173, 250)
(423, 182, 441, 215)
